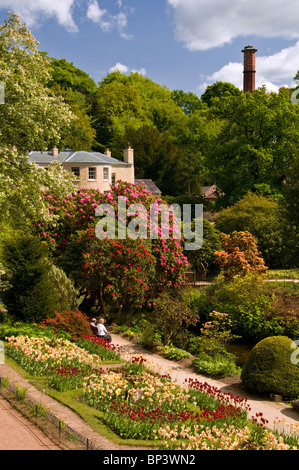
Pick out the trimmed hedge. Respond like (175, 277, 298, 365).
(241, 336, 299, 399)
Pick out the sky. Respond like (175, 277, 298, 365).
(0, 0, 299, 96)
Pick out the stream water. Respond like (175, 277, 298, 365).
(226, 343, 253, 366)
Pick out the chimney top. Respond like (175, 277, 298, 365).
(52, 145, 59, 156)
(242, 45, 257, 52)
(104, 148, 111, 157)
(123, 145, 134, 164)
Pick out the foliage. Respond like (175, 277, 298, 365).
(188, 310, 240, 378)
(152, 291, 199, 346)
(193, 310, 240, 351)
(39, 310, 92, 341)
(241, 336, 299, 399)
(206, 87, 299, 208)
(156, 345, 191, 361)
(45, 260, 80, 311)
(192, 351, 239, 378)
(201, 81, 242, 107)
(0, 322, 71, 341)
(171, 89, 204, 115)
(184, 218, 222, 279)
(0, 14, 75, 226)
(184, 275, 279, 342)
(214, 231, 267, 280)
(0, 13, 73, 153)
(139, 320, 156, 349)
(114, 125, 179, 195)
(215, 192, 284, 267)
(281, 151, 299, 267)
(0, 233, 60, 322)
(49, 57, 97, 100)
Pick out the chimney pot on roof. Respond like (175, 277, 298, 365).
(123, 145, 134, 164)
(52, 146, 59, 156)
(104, 148, 111, 157)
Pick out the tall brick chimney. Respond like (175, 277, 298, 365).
(242, 45, 257, 92)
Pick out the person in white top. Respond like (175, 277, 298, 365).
(96, 318, 112, 342)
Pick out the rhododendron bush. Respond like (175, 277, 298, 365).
(33, 181, 188, 315)
(214, 231, 267, 280)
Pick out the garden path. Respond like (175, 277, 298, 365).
(0, 332, 298, 450)
(113, 333, 299, 435)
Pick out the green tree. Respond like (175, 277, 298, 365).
(1, 234, 59, 322)
(171, 89, 204, 115)
(281, 151, 299, 267)
(0, 14, 75, 226)
(214, 192, 284, 267)
(184, 218, 222, 279)
(201, 81, 242, 107)
(48, 58, 98, 150)
(114, 125, 179, 195)
(93, 71, 185, 149)
(0, 13, 73, 153)
(206, 87, 299, 207)
(49, 57, 97, 102)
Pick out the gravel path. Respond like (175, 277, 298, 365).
(0, 333, 298, 450)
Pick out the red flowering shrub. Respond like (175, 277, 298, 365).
(40, 310, 92, 340)
(214, 231, 267, 280)
(33, 181, 188, 316)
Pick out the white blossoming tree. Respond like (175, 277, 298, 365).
(0, 13, 76, 226)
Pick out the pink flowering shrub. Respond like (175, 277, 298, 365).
(33, 181, 188, 316)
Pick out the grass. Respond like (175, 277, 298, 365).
(266, 268, 299, 279)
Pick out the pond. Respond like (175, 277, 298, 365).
(226, 343, 253, 367)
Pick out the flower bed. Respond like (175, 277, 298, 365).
(5, 336, 299, 449)
(5, 335, 101, 376)
(75, 334, 122, 361)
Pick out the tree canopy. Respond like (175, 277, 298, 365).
(0, 13, 75, 226)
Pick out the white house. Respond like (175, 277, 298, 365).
(29, 145, 135, 193)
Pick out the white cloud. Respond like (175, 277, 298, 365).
(87, 0, 132, 39)
(109, 62, 129, 73)
(109, 62, 146, 76)
(198, 41, 299, 94)
(167, 0, 299, 50)
(0, 0, 78, 32)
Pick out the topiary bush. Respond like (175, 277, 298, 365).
(241, 336, 299, 399)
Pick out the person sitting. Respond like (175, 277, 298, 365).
(96, 318, 112, 342)
(90, 318, 98, 335)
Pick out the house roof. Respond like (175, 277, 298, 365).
(201, 185, 218, 199)
(135, 179, 161, 194)
(28, 150, 132, 166)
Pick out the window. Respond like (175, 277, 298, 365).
(88, 167, 96, 180)
(111, 173, 116, 186)
(71, 167, 80, 178)
(103, 167, 109, 180)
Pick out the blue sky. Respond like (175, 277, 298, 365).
(0, 0, 299, 96)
